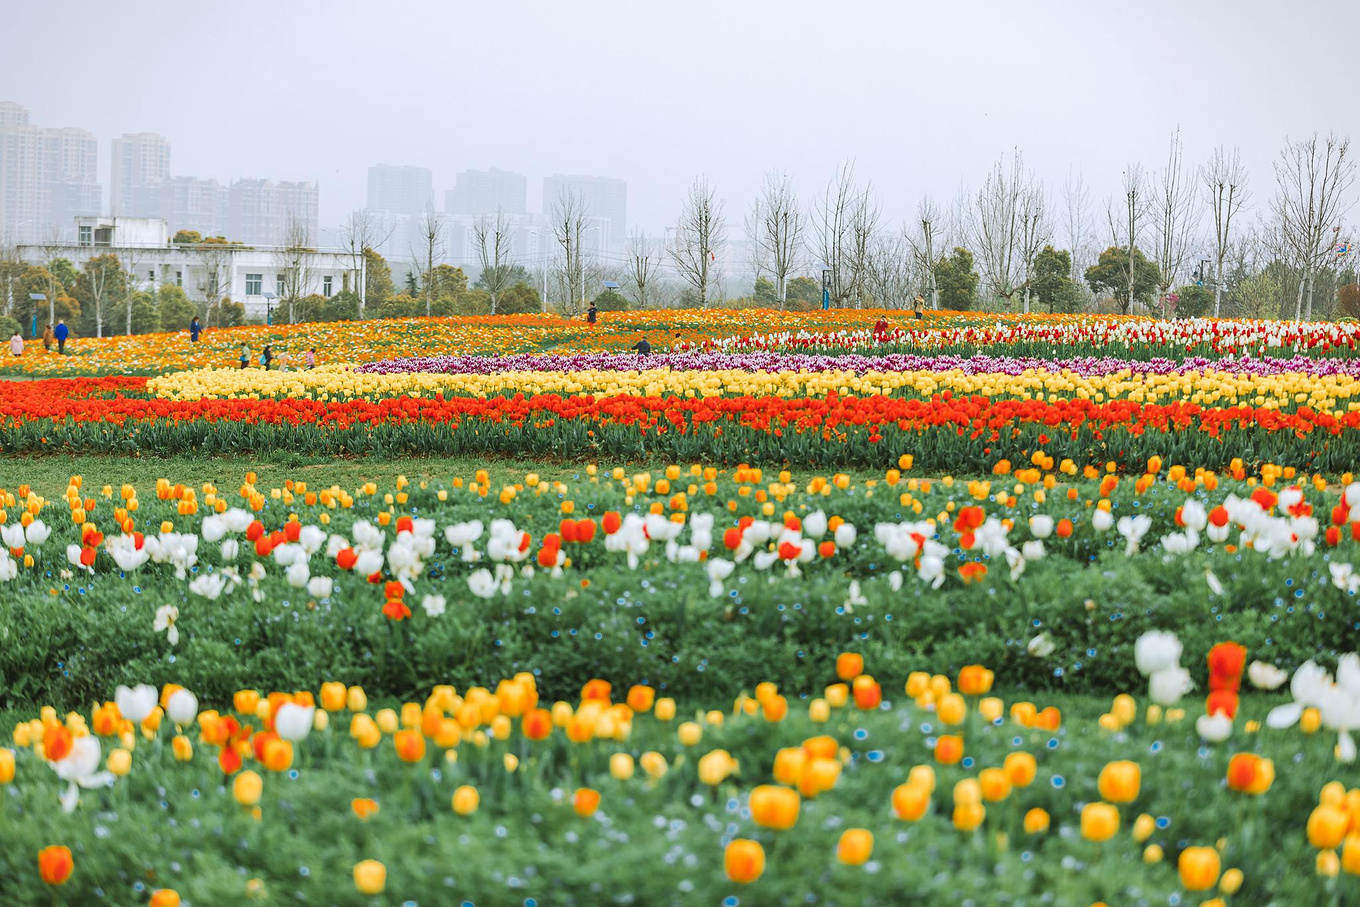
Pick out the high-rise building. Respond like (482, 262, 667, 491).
(0, 103, 101, 243)
(158, 176, 229, 237)
(541, 174, 626, 251)
(110, 132, 171, 216)
(228, 179, 319, 246)
(367, 164, 432, 215)
(446, 168, 527, 216)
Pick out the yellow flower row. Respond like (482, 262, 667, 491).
(149, 363, 1360, 413)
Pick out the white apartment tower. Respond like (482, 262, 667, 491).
(110, 132, 171, 216)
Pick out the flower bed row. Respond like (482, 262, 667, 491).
(146, 361, 1360, 415)
(2, 645, 1356, 905)
(3, 463, 1360, 707)
(6, 379, 1360, 470)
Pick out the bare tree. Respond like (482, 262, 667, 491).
(863, 232, 913, 308)
(83, 254, 119, 340)
(1151, 129, 1201, 316)
(121, 247, 143, 336)
(1274, 132, 1355, 321)
(409, 204, 446, 317)
(670, 176, 726, 308)
(0, 237, 23, 320)
(1122, 165, 1148, 314)
(195, 242, 234, 326)
(339, 210, 390, 318)
(550, 187, 589, 315)
(275, 215, 316, 324)
(905, 196, 943, 307)
(746, 170, 804, 308)
(815, 161, 879, 308)
(1062, 169, 1094, 286)
(1016, 186, 1050, 314)
(624, 228, 658, 309)
(970, 150, 1036, 308)
(473, 209, 515, 314)
(38, 230, 67, 326)
(1201, 145, 1251, 317)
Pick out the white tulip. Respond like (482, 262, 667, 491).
(1028, 515, 1054, 539)
(307, 576, 334, 599)
(114, 684, 158, 724)
(24, 519, 50, 546)
(1147, 666, 1194, 705)
(1027, 632, 1056, 658)
(1195, 712, 1233, 743)
(1247, 660, 1288, 691)
(274, 703, 315, 741)
(1134, 630, 1183, 676)
(166, 689, 198, 725)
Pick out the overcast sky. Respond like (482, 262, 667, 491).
(3, 0, 1356, 239)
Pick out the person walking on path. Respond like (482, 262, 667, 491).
(42, 323, 54, 352)
(913, 294, 925, 320)
(261, 345, 273, 370)
(240, 343, 251, 370)
(190, 317, 201, 343)
(9, 331, 23, 356)
(54, 320, 68, 354)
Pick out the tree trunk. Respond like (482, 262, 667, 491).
(1213, 256, 1223, 317)
(1305, 270, 1316, 322)
(1294, 275, 1306, 322)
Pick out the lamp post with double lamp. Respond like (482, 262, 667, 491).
(821, 269, 832, 311)
(28, 293, 46, 338)
(261, 291, 276, 326)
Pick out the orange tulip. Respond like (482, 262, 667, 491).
(149, 890, 181, 907)
(1178, 846, 1222, 891)
(836, 828, 874, 865)
(836, 652, 864, 680)
(750, 784, 801, 830)
(1096, 760, 1141, 804)
(957, 664, 994, 696)
(393, 730, 425, 763)
(1225, 753, 1274, 795)
(38, 846, 73, 886)
(42, 724, 74, 763)
(1080, 802, 1120, 842)
(892, 782, 931, 821)
(724, 838, 765, 884)
(934, 734, 963, 765)
(522, 708, 553, 741)
(351, 798, 380, 820)
(572, 787, 600, 817)
(625, 685, 655, 713)
(1003, 752, 1037, 787)
(852, 675, 882, 710)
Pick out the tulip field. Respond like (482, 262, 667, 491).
(5, 310, 1360, 904)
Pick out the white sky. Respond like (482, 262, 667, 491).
(3, 0, 1356, 237)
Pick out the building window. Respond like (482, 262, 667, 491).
(276, 275, 286, 297)
(175, 270, 182, 287)
(78, 225, 92, 246)
(323, 275, 333, 297)
(246, 274, 262, 296)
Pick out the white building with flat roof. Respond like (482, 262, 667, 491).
(18, 216, 353, 321)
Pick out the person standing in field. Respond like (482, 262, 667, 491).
(42, 323, 54, 351)
(240, 343, 251, 370)
(914, 294, 925, 320)
(631, 336, 651, 356)
(54, 319, 68, 354)
(261, 345, 273, 370)
(9, 331, 23, 356)
(190, 316, 201, 343)
(305, 348, 316, 369)
(587, 302, 598, 326)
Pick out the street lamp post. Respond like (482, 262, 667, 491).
(262, 291, 276, 326)
(821, 269, 832, 311)
(28, 293, 46, 338)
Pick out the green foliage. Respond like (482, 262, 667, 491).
(1085, 246, 1161, 313)
(753, 276, 780, 306)
(785, 276, 822, 310)
(403, 271, 419, 295)
(0, 314, 19, 338)
(378, 294, 423, 319)
(499, 281, 542, 314)
(363, 247, 394, 311)
(1338, 283, 1360, 319)
(49, 257, 79, 292)
(430, 264, 469, 302)
(322, 289, 360, 322)
(209, 297, 246, 328)
(156, 285, 198, 331)
(107, 290, 160, 335)
(1173, 283, 1214, 319)
(934, 248, 979, 311)
(474, 263, 531, 291)
(1030, 246, 1080, 313)
(592, 288, 629, 312)
(172, 229, 202, 244)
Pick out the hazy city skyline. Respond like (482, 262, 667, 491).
(4, 0, 1356, 241)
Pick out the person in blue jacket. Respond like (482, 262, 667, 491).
(54, 319, 69, 354)
(190, 316, 201, 342)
